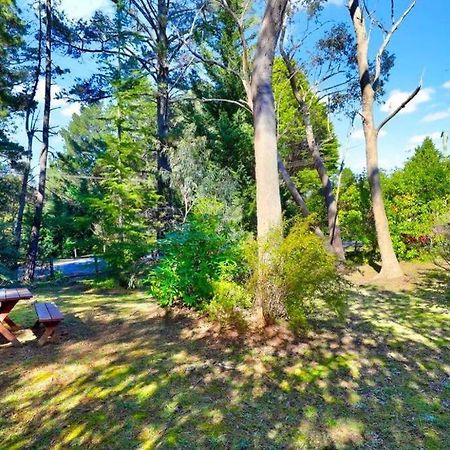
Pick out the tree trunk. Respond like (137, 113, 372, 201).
(277, 155, 309, 217)
(49, 258, 54, 278)
(303, 108, 345, 260)
(277, 154, 326, 240)
(280, 54, 345, 259)
(14, 134, 32, 252)
(349, 0, 403, 278)
(14, 1, 42, 254)
(23, 0, 52, 282)
(252, 0, 287, 323)
(156, 0, 171, 198)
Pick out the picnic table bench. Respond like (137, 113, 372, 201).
(0, 288, 64, 347)
(34, 302, 64, 346)
(0, 288, 33, 346)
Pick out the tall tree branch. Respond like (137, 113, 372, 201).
(373, 0, 416, 90)
(377, 84, 421, 132)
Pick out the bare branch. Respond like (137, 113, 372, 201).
(363, 1, 388, 34)
(177, 96, 252, 113)
(216, 0, 252, 105)
(183, 41, 242, 79)
(373, 1, 416, 90)
(377, 84, 421, 132)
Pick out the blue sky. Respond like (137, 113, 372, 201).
(15, 0, 450, 174)
(322, 0, 450, 171)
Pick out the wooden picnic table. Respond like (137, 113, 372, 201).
(0, 288, 33, 346)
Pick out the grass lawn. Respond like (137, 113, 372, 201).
(0, 266, 449, 449)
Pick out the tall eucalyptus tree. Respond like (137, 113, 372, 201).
(348, 0, 418, 278)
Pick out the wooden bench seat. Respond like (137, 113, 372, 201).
(34, 302, 64, 346)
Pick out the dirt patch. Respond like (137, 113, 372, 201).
(346, 260, 444, 291)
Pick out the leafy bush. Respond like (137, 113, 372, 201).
(249, 218, 347, 330)
(206, 280, 252, 329)
(0, 262, 14, 285)
(146, 199, 247, 308)
(102, 239, 152, 287)
(433, 216, 450, 270)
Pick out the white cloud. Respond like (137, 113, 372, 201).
(443, 80, 450, 89)
(423, 108, 450, 123)
(350, 128, 386, 140)
(35, 79, 81, 118)
(61, 102, 81, 117)
(409, 131, 442, 146)
(380, 88, 434, 114)
(35, 79, 62, 104)
(60, 0, 112, 20)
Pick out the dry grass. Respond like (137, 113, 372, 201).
(0, 266, 449, 449)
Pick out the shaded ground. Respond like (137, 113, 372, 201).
(0, 267, 449, 449)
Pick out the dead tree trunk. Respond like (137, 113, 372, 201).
(348, 0, 408, 278)
(23, 0, 52, 282)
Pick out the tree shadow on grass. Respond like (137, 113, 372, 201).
(414, 268, 449, 306)
(0, 278, 449, 449)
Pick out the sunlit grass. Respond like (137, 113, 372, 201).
(0, 270, 449, 449)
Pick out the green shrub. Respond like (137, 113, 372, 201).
(433, 217, 450, 298)
(206, 280, 252, 328)
(249, 218, 347, 330)
(0, 262, 14, 285)
(102, 239, 152, 287)
(146, 198, 247, 308)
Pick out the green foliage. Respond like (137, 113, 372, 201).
(188, 0, 256, 230)
(0, 263, 14, 284)
(272, 58, 341, 232)
(337, 138, 450, 261)
(250, 219, 347, 330)
(51, 77, 159, 285)
(384, 138, 450, 259)
(433, 215, 450, 273)
(0, 0, 26, 118)
(338, 168, 374, 249)
(273, 58, 339, 171)
(206, 280, 252, 328)
(0, 131, 27, 270)
(168, 122, 242, 224)
(0, 169, 20, 270)
(146, 199, 247, 308)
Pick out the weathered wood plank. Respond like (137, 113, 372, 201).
(46, 302, 64, 321)
(35, 303, 52, 322)
(5, 289, 19, 300)
(1, 288, 32, 302)
(0, 322, 21, 346)
(16, 288, 32, 299)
